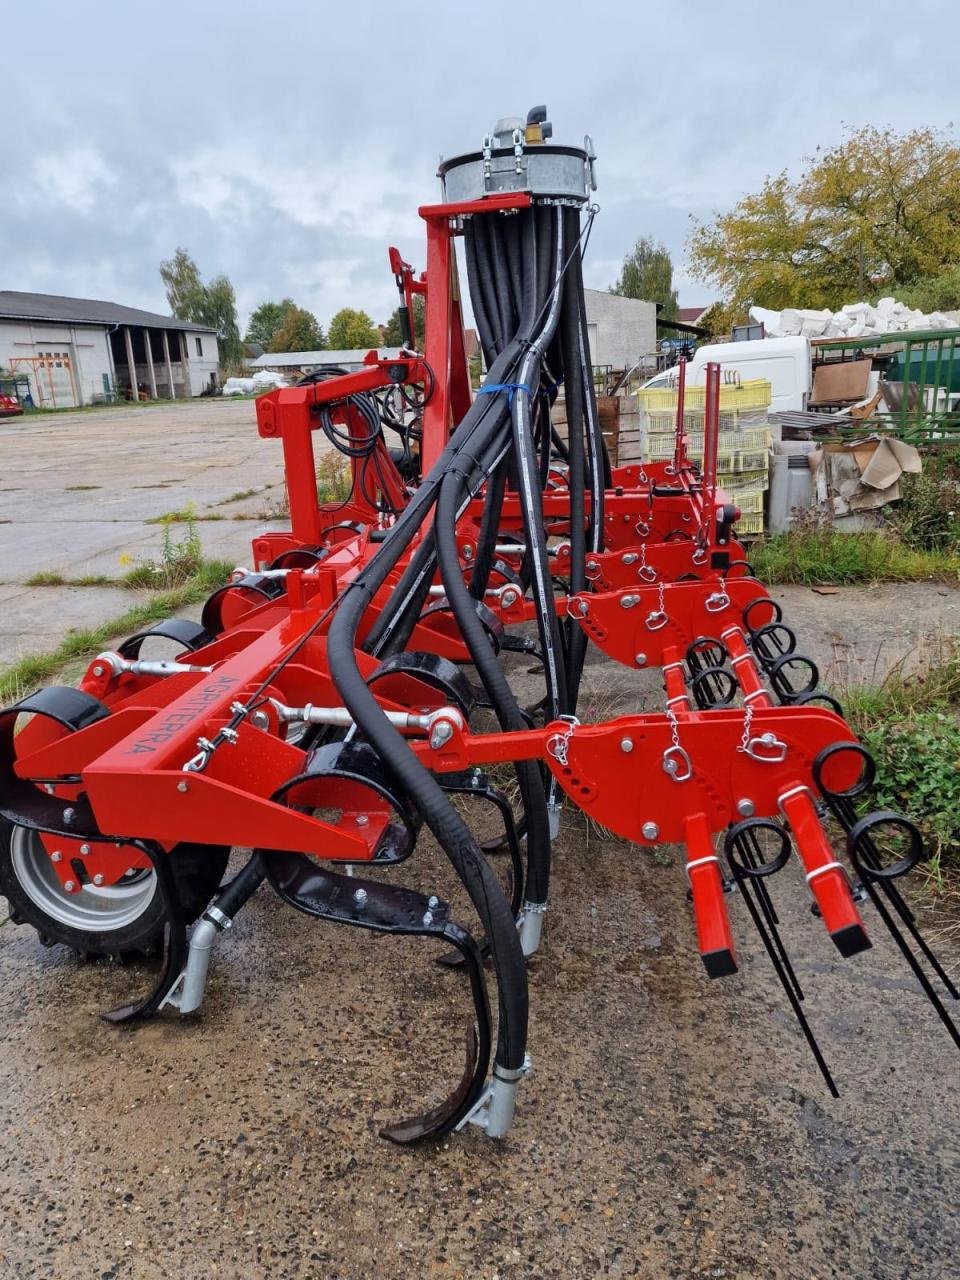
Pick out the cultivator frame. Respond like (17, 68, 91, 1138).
(2, 108, 957, 1143)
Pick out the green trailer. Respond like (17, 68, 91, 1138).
(813, 327, 960, 447)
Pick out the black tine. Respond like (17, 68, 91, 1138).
(734, 832, 804, 1003)
(735, 869, 838, 1097)
(744, 825, 781, 927)
(861, 877, 960, 1044)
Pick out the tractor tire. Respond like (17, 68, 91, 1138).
(0, 817, 230, 959)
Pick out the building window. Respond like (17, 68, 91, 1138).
(195, 336, 203, 357)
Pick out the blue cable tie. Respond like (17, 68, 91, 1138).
(476, 382, 534, 407)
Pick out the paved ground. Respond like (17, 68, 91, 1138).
(0, 407, 959, 1277)
(1, 639, 959, 1278)
(0, 400, 292, 666)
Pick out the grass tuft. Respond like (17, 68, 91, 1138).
(0, 560, 233, 704)
(750, 528, 960, 585)
(837, 634, 960, 883)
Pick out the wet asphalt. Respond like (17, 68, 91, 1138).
(1, 641, 959, 1279)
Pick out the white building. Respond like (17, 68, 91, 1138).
(583, 289, 657, 372)
(0, 291, 220, 409)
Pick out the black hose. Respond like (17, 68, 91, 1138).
(560, 207, 589, 708)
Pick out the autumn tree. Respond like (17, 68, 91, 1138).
(383, 294, 425, 348)
(688, 126, 960, 311)
(327, 307, 379, 350)
(266, 305, 325, 353)
(611, 237, 678, 323)
(246, 298, 295, 347)
(159, 247, 243, 366)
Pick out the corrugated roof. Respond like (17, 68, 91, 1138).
(0, 291, 215, 333)
(253, 348, 403, 368)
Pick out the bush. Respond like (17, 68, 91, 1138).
(749, 526, 960, 584)
(858, 710, 960, 872)
(886, 470, 960, 553)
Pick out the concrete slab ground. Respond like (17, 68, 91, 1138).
(0, 398, 318, 668)
(0, 639, 958, 1279)
(0, 408, 959, 1275)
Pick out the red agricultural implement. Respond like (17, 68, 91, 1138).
(1, 108, 957, 1142)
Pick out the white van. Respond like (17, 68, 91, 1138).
(640, 336, 811, 415)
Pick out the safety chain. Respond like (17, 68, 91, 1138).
(662, 704, 693, 782)
(546, 714, 580, 767)
(738, 700, 755, 754)
(666, 704, 682, 752)
(638, 539, 657, 582)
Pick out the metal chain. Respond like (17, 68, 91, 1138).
(666, 704, 682, 750)
(546, 714, 580, 767)
(738, 701, 755, 753)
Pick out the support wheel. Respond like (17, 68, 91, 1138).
(0, 817, 230, 959)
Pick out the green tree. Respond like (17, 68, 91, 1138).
(245, 298, 295, 346)
(383, 294, 425, 348)
(326, 307, 379, 351)
(611, 237, 679, 324)
(159, 247, 244, 367)
(897, 264, 960, 314)
(688, 126, 960, 311)
(696, 301, 751, 339)
(266, 305, 326, 353)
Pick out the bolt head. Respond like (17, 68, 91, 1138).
(641, 822, 660, 841)
(250, 709, 270, 731)
(501, 588, 519, 608)
(63, 880, 76, 893)
(93, 873, 105, 886)
(353, 888, 368, 907)
(62, 807, 75, 824)
(427, 895, 440, 909)
(635, 653, 647, 666)
(79, 843, 91, 855)
(620, 737, 634, 753)
(177, 781, 189, 793)
(50, 851, 62, 863)
(422, 910, 434, 926)
(92, 664, 104, 677)
(356, 814, 369, 826)
(462, 543, 474, 561)
(737, 798, 756, 818)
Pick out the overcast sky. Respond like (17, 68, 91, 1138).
(4, 1, 958, 332)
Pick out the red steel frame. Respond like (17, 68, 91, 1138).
(6, 190, 873, 988)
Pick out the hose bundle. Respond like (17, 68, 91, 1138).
(326, 199, 603, 1081)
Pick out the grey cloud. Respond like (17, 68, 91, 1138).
(4, 0, 959, 327)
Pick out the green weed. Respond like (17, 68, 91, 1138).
(750, 528, 960, 585)
(0, 562, 232, 703)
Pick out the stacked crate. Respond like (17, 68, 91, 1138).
(551, 393, 623, 465)
(636, 377, 773, 536)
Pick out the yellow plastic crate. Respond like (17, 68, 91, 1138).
(683, 378, 772, 412)
(736, 446, 771, 472)
(638, 377, 772, 415)
(724, 469, 769, 492)
(643, 432, 676, 459)
(640, 408, 680, 432)
(732, 488, 764, 515)
(735, 511, 765, 536)
(637, 387, 684, 412)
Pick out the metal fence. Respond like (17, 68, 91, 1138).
(815, 327, 960, 448)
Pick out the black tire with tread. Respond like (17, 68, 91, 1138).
(0, 817, 230, 958)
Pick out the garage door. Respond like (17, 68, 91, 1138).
(34, 348, 78, 409)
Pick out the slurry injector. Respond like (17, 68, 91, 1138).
(2, 108, 956, 1141)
